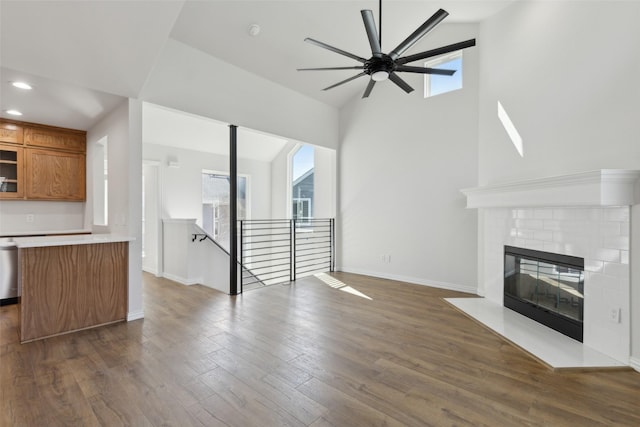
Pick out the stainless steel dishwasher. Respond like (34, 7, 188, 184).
(0, 238, 18, 305)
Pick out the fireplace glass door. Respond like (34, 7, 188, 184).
(504, 246, 584, 341)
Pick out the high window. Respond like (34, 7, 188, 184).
(424, 51, 463, 98)
(202, 171, 247, 250)
(291, 145, 314, 221)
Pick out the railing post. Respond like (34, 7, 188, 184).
(239, 219, 244, 293)
(330, 218, 335, 272)
(291, 219, 297, 282)
(229, 124, 238, 295)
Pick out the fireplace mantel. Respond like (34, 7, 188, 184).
(461, 169, 640, 209)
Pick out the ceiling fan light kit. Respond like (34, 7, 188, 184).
(298, 0, 476, 98)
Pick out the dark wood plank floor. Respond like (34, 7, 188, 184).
(1, 272, 639, 426)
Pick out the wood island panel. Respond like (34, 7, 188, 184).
(19, 242, 127, 342)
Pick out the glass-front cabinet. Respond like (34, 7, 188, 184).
(0, 144, 23, 199)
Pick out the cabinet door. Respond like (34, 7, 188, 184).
(0, 122, 24, 145)
(25, 148, 86, 200)
(0, 144, 24, 199)
(24, 126, 85, 153)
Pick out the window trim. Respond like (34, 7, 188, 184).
(423, 50, 463, 98)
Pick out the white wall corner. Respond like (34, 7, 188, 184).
(127, 310, 145, 321)
(162, 272, 200, 286)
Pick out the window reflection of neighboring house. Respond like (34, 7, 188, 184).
(202, 173, 247, 251)
(293, 168, 313, 220)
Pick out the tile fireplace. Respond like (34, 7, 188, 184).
(461, 170, 640, 366)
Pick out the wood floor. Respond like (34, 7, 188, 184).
(1, 272, 639, 426)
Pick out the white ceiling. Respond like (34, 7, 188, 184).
(0, 67, 124, 130)
(170, 1, 513, 107)
(0, 0, 514, 153)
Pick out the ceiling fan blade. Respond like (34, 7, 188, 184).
(361, 10, 382, 57)
(322, 72, 367, 91)
(362, 79, 376, 98)
(388, 9, 448, 60)
(298, 66, 365, 71)
(389, 73, 414, 94)
(395, 65, 456, 76)
(305, 38, 367, 63)
(396, 39, 476, 65)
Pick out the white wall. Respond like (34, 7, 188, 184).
(140, 39, 339, 150)
(314, 146, 337, 219)
(270, 141, 298, 219)
(86, 98, 144, 321)
(477, 1, 640, 368)
(143, 143, 272, 224)
(0, 201, 84, 235)
(338, 24, 479, 292)
(143, 162, 160, 275)
(632, 203, 640, 370)
(478, 1, 640, 185)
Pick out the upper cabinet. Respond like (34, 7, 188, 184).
(25, 148, 86, 200)
(0, 119, 86, 201)
(0, 121, 24, 145)
(0, 144, 24, 198)
(24, 126, 86, 153)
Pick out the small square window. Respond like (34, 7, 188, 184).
(424, 51, 463, 98)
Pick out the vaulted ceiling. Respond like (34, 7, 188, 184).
(0, 1, 513, 130)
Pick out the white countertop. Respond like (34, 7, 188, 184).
(13, 234, 134, 248)
(0, 228, 92, 237)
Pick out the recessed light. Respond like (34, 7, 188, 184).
(11, 81, 32, 90)
(5, 109, 23, 116)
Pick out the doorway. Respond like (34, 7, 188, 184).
(142, 161, 161, 276)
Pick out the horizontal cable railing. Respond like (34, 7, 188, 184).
(239, 218, 334, 292)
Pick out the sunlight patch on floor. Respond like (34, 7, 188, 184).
(315, 273, 372, 300)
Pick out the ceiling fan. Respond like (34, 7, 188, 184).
(298, 0, 476, 98)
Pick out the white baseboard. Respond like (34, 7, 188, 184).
(630, 357, 640, 373)
(142, 266, 158, 276)
(127, 310, 144, 321)
(162, 272, 201, 286)
(336, 266, 478, 295)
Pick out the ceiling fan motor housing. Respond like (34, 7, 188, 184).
(364, 54, 395, 76)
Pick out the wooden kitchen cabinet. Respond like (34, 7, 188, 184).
(0, 118, 86, 201)
(0, 144, 24, 199)
(0, 121, 23, 145)
(25, 148, 86, 200)
(24, 125, 86, 153)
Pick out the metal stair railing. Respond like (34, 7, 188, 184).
(239, 218, 335, 292)
(192, 226, 267, 288)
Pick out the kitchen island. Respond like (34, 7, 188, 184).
(13, 234, 133, 343)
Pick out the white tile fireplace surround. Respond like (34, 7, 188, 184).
(460, 170, 640, 368)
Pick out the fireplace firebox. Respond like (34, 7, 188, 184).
(504, 246, 584, 342)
